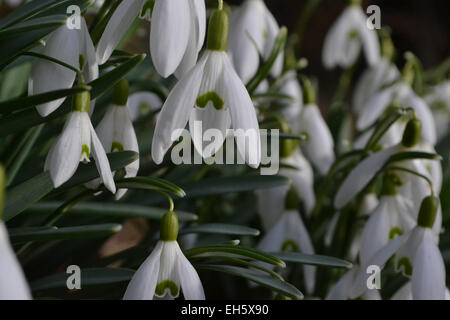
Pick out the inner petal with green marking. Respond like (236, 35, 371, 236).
(196, 91, 224, 110)
(111, 141, 124, 153)
(282, 240, 299, 252)
(389, 227, 403, 239)
(80, 144, 90, 163)
(397, 257, 413, 276)
(155, 280, 180, 298)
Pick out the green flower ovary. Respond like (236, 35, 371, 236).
(196, 91, 224, 110)
(155, 280, 179, 298)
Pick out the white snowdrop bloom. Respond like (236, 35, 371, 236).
(94, 80, 139, 200)
(29, 18, 98, 117)
(278, 71, 303, 133)
(123, 211, 204, 300)
(391, 282, 450, 300)
(152, 9, 261, 167)
(322, 1, 380, 69)
(96, 0, 206, 79)
(425, 81, 450, 140)
(228, 0, 283, 83)
(326, 266, 380, 300)
(127, 91, 163, 122)
(0, 222, 32, 300)
(257, 209, 316, 294)
(357, 82, 437, 145)
(353, 119, 407, 150)
(299, 104, 335, 175)
(44, 92, 116, 193)
(353, 58, 399, 115)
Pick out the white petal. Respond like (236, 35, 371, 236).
(96, 0, 142, 64)
(391, 281, 413, 300)
(326, 267, 358, 300)
(151, 53, 207, 164)
(357, 85, 396, 131)
(150, 0, 190, 77)
(222, 55, 261, 168)
(255, 185, 289, 231)
(411, 230, 446, 299)
(334, 145, 399, 209)
(44, 112, 82, 187)
(156, 241, 181, 298)
(264, 6, 283, 77)
(0, 222, 32, 300)
(176, 245, 205, 300)
(127, 91, 163, 122)
(402, 92, 437, 145)
(257, 212, 289, 252)
(89, 118, 116, 194)
(123, 241, 163, 300)
(354, 7, 380, 66)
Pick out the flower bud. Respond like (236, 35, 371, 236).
(417, 195, 439, 229)
(112, 78, 130, 107)
(207, 9, 229, 52)
(74, 91, 91, 113)
(401, 118, 422, 148)
(160, 211, 179, 241)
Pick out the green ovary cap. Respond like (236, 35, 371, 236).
(401, 118, 422, 148)
(160, 211, 179, 241)
(112, 78, 129, 106)
(417, 195, 439, 228)
(207, 9, 229, 52)
(74, 91, 91, 113)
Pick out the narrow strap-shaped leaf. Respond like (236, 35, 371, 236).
(180, 223, 260, 236)
(116, 176, 186, 197)
(0, 15, 68, 40)
(270, 252, 353, 268)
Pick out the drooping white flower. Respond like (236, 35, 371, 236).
(357, 82, 437, 145)
(257, 209, 316, 294)
(326, 266, 380, 300)
(96, 0, 206, 79)
(44, 92, 116, 193)
(94, 80, 139, 200)
(353, 58, 399, 115)
(322, 2, 380, 69)
(127, 91, 163, 122)
(124, 211, 204, 300)
(278, 71, 303, 133)
(228, 0, 283, 83)
(299, 104, 335, 175)
(0, 222, 32, 300)
(391, 282, 450, 300)
(425, 81, 450, 140)
(152, 9, 261, 167)
(29, 18, 98, 117)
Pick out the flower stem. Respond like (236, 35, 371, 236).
(387, 166, 435, 198)
(218, 0, 223, 10)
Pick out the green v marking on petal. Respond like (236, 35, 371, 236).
(389, 227, 403, 240)
(397, 257, 413, 276)
(196, 91, 224, 110)
(281, 240, 299, 252)
(111, 142, 124, 153)
(155, 280, 179, 298)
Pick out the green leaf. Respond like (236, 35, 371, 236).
(9, 224, 121, 243)
(196, 265, 303, 299)
(3, 151, 138, 222)
(0, 15, 67, 40)
(25, 202, 198, 222)
(270, 252, 353, 268)
(185, 245, 286, 267)
(180, 223, 260, 236)
(0, 54, 146, 136)
(388, 151, 441, 163)
(116, 176, 186, 197)
(181, 175, 290, 198)
(31, 268, 134, 292)
(0, 85, 90, 114)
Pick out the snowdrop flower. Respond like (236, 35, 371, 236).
(94, 79, 139, 200)
(257, 189, 315, 294)
(256, 147, 315, 230)
(351, 196, 446, 300)
(425, 81, 450, 140)
(391, 282, 450, 300)
(29, 18, 98, 117)
(326, 266, 380, 300)
(124, 211, 205, 300)
(0, 168, 31, 300)
(152, 8, 261, 167)
(298, 77, 334, 175)
(97, 0, 206, 79)
(277, 71, 303, 133)
(228, 0, 283, 83)
(45, 91, 116, 193)
(127, 91, 163, 122)
(353, 118, 407, 150)
(322, 0, 380, 69)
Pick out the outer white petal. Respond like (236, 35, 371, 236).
(127, 92, 163, 122)
(44, 112, 82, 187)
(326, 268, 358, 300)
(334, 145, 399, 209)
(357, 85, 396, 131)
(322, 8, 351, 69)
(255, 185, 289, 231)
(31, 26, 80, 117)
(278, 71, 303, 132)
(411, 230, 446, 300)
(391, 281, 413, 300)
(402, 92, 437, 145)
(263, 6, 283, 77)
(96, 0, 143, 64)
(0, 222, 32, 300)
(256, 212, 288, 252)
(222, 55, 261, 168)
(176, 244, 205, 300)
(123, 241, 163, 300)
(299, 105, 335, 175)
(88, 117, 116, 194)
(151, 54, 207, 164)
(150, 0, 190, 77)
(354, 7, 380, 66)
